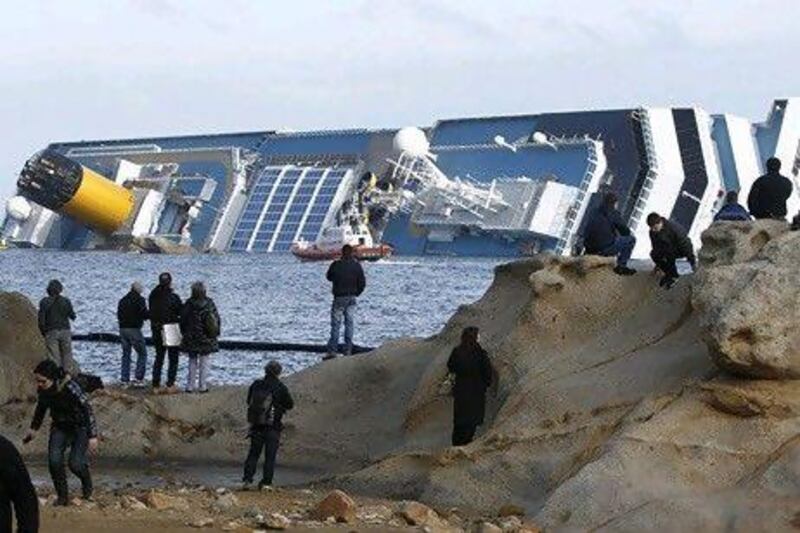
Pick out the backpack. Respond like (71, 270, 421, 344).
(203, 307, 220, 338)
(247, 383, 275, 426)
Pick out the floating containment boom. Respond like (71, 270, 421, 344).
(17, 149, 134, 234)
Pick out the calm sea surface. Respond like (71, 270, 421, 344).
(0, 250, 500, 385)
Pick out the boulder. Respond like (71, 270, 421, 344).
(212, 492, 240, 512)
(399, 501, 452, 530)
(261, 512, 291, 530)
(693, 222, 800, 378)
(308, 490, 356, 523)
(0, 292, 47, 404)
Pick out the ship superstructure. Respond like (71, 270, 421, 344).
(5, 99, 800, 258)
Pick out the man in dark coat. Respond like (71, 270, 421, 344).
(117, 282, 149, 387)
(747, 157, 793, 220)
(646, 212, 696, 289)
(582, 192, 637, 275)
(180, 282, 221, 393)
(148, 273, 183, 391)
(447, 327, 493, 446)
(714, 191, 752, 222)
(324, 245, 366, 360)
(38, 279, 77, 372)
(242, 361, 295, 490)
(24, 360, 98, 506)
(0, 434, 39, 533)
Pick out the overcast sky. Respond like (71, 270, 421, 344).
(1, 0, 798, 203)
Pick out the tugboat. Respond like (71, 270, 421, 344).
(291, 223, 393, 262)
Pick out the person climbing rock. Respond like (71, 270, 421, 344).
(447, 326, 493, 446)
(0, 433, 39, 533)
(748, 157, 793, 220)
(24, 360, 98, 506)
(243, 360, 294, 490)
(646, 212, 696, 289)
(582, 192, 637, 276)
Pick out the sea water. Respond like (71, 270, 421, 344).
(1, 250, 500, 384)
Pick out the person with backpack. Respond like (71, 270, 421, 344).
(24, 360, 98, 506)
(38, 280, 77, 372)
(242, 361, 294, 490)
(447, 326, 493, 446)
(0, 433, 39, 533)
(179, 282, 221, 393)
(148, 273, 183, 392)
(117, 282, 150, 388)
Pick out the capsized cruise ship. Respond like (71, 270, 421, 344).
(5, 99, 800, 258)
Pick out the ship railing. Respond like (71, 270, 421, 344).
(628, 108, 660, 233)
(554, 138, 604, 254)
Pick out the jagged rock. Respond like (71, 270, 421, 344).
(0, 292, 48, 404)
(308, 490, 356, 523)
(697, 219, 788, 266)
(145, 490, 189, 511)
(693, 221, 800, 378)
(497, 516, 522, 531)
(120, 495, 147, 510)
(474, 523, 502, 533)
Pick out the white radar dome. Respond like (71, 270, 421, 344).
(6, 196, 32, 221)
(393, 127, 430, 157)
(531, 131, 549, 144)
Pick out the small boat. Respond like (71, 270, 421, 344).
(291, 225, 393, 262)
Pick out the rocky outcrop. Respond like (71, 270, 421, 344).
(693, 220, 800, 378)
(0, 292, 47, 405)
(5, 222, 800, 531)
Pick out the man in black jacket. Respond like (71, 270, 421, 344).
(582, 192, 637, 275)
(0, 434, 39, 533)
(646, 212, 696, 289)
(25, 360, 98, 506)
(117, 282, 150, 387)
(38, 279, 77, 372)
(242, 361, 294, 490)
(748, 157, 794, 220)
(324, 245, 366, 360)
(148, 273, 183, 391)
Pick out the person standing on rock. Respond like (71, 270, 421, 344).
(646, 213, 696, 289)
(0, 433, 39, 533)
(582, 192, 637, 276)
(748, 157, 793, 220)
(180, 282, 221, 393)
(323, 244, 366, 360)
(38, 280, 77, 372)
(117, 282, 150, 388)
(149, 273, 183, 392)
(24, 360, 98, 506)
(714, 191, 752, 222)
(243, 360, 295, 490)
(447, 326, 493, 446)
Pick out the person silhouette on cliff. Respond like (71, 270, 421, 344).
(447, 327, 493, 446)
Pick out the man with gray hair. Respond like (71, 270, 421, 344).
(117, 282, 150, 388)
